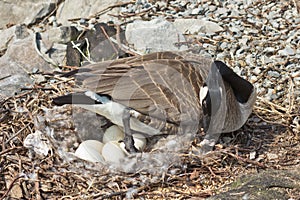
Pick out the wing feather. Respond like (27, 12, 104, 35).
(75, 51, 211, 125)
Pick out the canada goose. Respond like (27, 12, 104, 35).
(53, 51, 256, 153)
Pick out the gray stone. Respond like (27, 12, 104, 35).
(178, 10, 191, 17)
(56, 0, 124, 26)
(15, 24, 31, 39)
(36, 27, 74, 66)
(229, 8, 240, 17)
(173, 18, 223, 35)
(0, 31, 53, 97)
(215, 7, 228, 16)
(125, 18, 188, 53)
(33, 74, 47, 84)
(265, 88, 275, 100)
(0, 24, 31, 55)
(0, 26, 16, 53)
(40, 26, 79, 44)
(236, 48, 245, 57)
(252, 67, 261, 75)
(278, 46, 295, 56)
(291, 71, 300, 78)
(155, 1, 167, 9)
(0, 0, 56, 29)
(245, 54, 256, 66)
(238, 37, 249, 46)
(219, 42, 228, 50)
(249, 75, 258, 83)
(50, 43, 68, 66)
(208, 5, 216, 12)
(263, 79, 273, 88)
(267, 71, 280, 78)
(191, 8, 201, 15)
(229, 26, 241, 34)
(0, 72, 32, 97)
(8, 35, 55, 72)
(261, 55, 273, 64)
(5, 32, 52, 73)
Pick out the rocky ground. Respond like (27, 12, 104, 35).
(0, 0, 299, 199)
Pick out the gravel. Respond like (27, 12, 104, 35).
(113, 0, 300, 125)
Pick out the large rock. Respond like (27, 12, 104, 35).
(6, 34, 52, 73)
(0, 0, 56, 29)
(37, 26, 78, 66)
(0, 26, 15, 50)
(125, 18, 188, 54)
(0, 26, 52, 97)
(56, 0, 124, 26)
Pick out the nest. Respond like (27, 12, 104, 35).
(0, 71, 299, 199)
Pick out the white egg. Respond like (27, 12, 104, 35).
(101, 141, 126, 163)
(119, 133, 147, 155)
(103, 125, 124, 143)
(75, 140, 105, 163)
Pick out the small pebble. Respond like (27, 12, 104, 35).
(267, 71, 280, 78)
(278, 46, 295, 56)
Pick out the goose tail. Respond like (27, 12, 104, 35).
(52, 92, 111, 106)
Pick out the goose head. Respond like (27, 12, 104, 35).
(198, 60, 256, 152)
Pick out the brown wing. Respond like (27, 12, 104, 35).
(76, 51, 211, 124)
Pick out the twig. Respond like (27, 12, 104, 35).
(71, 41, 95, 64)
(257, 97, 288, 112)
(114, 24, 138, 56)
(35, 169, 42, 200)
(220, 150, 266, 168)
(96, 185, 147, 200)
(0, 146, 24, 157)
(287, 78, 295, 115)
(99, 26, 119, 56)
(85, 38, 92, 61)
(59, 65, 79, 70)
(109, 37, 141, 56)
(5, 124, 30, 144)
(20, 87, 58, 91)
(34, 33, 59, 67)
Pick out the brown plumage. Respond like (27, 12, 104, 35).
(53, 51, 256, 153)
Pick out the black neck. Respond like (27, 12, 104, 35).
(213, 61, 254, 103)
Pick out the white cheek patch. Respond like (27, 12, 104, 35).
(199, 86, 208, 106)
